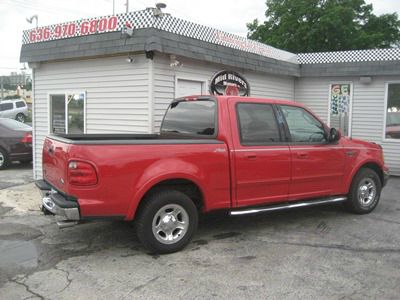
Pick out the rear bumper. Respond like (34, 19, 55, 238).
(36, 180, 80, 223)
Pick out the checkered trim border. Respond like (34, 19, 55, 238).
(22, 9, 399, 64)
(22, 9, 297, 63)
(298, 48, 400, 64)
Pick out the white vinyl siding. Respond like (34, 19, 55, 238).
(33, 55, 150, 179)
(295, 76, 400, 175)
(152, 54, 295, 131)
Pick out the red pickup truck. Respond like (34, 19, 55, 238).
(37, 96, 389, 253)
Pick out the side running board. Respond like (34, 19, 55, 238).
(230, 196, 347, 216)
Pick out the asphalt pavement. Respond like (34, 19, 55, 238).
(0, 168, 399, 299)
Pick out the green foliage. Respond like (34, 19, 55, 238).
(4, 95, 22, 100)
(247, 0, 400, 53)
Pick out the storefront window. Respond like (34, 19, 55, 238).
(385, 84, 400, 139)
(50, 92, 85, 134)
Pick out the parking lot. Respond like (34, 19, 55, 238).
(0, 166, 399, 299)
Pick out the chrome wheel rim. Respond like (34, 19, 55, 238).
(357, 178, 376, 207)
(152, 204, 189, 245)
(0, 152, 4, 167)
(17, 115, 25, 123)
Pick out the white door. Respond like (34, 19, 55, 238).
(176, 79, 204, 98)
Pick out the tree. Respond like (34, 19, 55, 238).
(247, 0, 400, 53)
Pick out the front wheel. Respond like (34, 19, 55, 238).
(0, 148, 10, 170)
(135, 189, 198, 254)
(16, 113, 26, 123)
(345, 168, 382, 214)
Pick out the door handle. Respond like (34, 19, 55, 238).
(244, 153, 257, 160)
(297, 152, 308, 159)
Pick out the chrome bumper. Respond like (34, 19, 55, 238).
(36, 180, 80, 228)
(42, 194, 80, 221)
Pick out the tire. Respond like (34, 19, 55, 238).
(136, 189, 198, 254)
(16, 113, 26, 123)
(0, 148, 10, 170)
(345, 168, 382, 214)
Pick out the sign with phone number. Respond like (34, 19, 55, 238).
(26, 16, 119, 43)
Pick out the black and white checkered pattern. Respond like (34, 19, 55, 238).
(22, 10, 154, 44)
(23, 9, 400, 64)
(298, 48, 400, 64)
(22, 9, 298, 63)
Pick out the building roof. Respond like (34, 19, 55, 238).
(20, 8, 400, 77)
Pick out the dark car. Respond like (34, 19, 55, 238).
(0, 118, 32, 170)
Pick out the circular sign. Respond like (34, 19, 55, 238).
(209, 70, 250, 96)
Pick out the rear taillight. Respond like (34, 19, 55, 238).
(21, 133, 32, 143)
(68, 160, 98, 186)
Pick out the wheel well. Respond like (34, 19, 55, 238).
(135, 179, 204, 218)
(358, 163, 384, 185)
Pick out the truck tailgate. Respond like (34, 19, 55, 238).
(42, 137, 69, 192)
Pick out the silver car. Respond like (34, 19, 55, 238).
(0, 99, 29, 123)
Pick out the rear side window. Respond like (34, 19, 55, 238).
(237, 103, 281, 145)
(16, 101, 26, 108)
(0, 103, 13, 111)
(161, 100, 216, 136)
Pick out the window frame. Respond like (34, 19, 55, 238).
(235, 102, 285, 146)
(278, 104, 329, 145)
(383, 82, 400, 143)
(47, 91, 87, 135)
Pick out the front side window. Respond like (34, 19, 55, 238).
(281, 105, 327, 143)
(0, 103, 13, 111)
(50, 92, 85, 134)
(161, 100, 216, 136)
(237, 103, 281, 145)
(385, 84, 400, 139)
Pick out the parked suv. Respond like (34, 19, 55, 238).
(0, 99, 29, 123)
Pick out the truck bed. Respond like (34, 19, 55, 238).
(50, 133, 220, 144)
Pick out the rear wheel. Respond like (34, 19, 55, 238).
(16, 113, 26, 123)
(0, 148, 10, 170)
(136, 189, 198, 254)
(346, 168, 381, 214)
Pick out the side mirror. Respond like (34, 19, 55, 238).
(328, 128, 341, 143)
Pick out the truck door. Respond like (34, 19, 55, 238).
(228, 99, 290, 207)
(278, 105, 345, 200)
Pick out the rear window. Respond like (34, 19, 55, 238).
(0, 103, 13, 111)
(161, 100, 216, 136)
(16, 101, 26, 108)
(0, 118, 31, 130)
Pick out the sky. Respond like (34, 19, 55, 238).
(0, 0, 399, 75)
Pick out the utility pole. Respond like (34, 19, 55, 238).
(112, 0, 115, 15)
(125, 0, 129, 13)
(1, 76, 4, 102)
